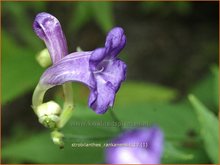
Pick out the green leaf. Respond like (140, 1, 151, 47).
(3, 101, 206, 163)
(2, 31, 43, 105)
(163, 141, 194, 162)
(115, 102, 199, 139)
(140, 2, 164, 13)
(2, 2, 42, 50)
(162, 141, 210, 164)
(2, 105, 118, 163)
(2, 131, 105, 164)
(64, 81, 178, 106)
(92, 2, 114, 33)
(188, 95, 219, 164)
(69, 2, 92, 32)
(115, 81, 178, 106)
(69, 2, 114, 33)
(115, 101, 211, 163)
(3, 100, 208, 163)
(211, 65, 219, 108)
(190, 69, 218, 112)
(3, 84, 209, 164)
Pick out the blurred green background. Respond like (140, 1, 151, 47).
(1, 1, 219, 164)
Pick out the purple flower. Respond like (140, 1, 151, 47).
(105, 127, 164, 164)
(33, 12, 127, 114)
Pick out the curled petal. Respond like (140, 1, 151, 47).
(40, 51, 96, 90)
(105, 127, 164, 164)
(33, 12, 68, 63)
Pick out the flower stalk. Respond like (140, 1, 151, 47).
(58, 82, 74, 128)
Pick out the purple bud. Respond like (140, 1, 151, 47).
(105, 127, 164, 164)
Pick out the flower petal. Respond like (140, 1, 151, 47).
(87, 27, 127, 113)
(33, 12, 68, 64)
(89, 27, 126, 71)
(89, 57, 126, 113)
(146, 127, 164, 160)
(88, 77, 115, 114)
(99, 59, 126, 91)
(89, 48, 106, 71)
(105, 27, 126, 58)
(40, 51, 96, 90)
(105, 127, 164, 164)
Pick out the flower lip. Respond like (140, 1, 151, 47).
(87, 27, 127, 113)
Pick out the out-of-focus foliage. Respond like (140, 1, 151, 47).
(116, 82, 177, 105)
(3, 75, 217, 163)
(189, 95, 219, 164)
(1, 98, 205, 163)
(163, 142, 194, 162)
(2, 31, 44, 105)
(140, 2, 192, 16)
(61, 81, 178, 107)
(190, 66, 219, 113)
(2, 105, 116, 163)
(212, 65, 219, 108)
(69, 2, 114, 33)
(2, 2, 46, 50)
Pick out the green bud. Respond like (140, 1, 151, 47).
(36, 48, 52, 68)
(51, 130, 64, 148)
(76, 46, 83, 52)
(39, 115, 60, 129)
(36, 101, 62, 129)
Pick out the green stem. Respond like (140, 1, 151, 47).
(32, 83, 48, 113)
(109, 109, 123, 132)
(58, 82, 74, 128)
(51, 130, 64, 149)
